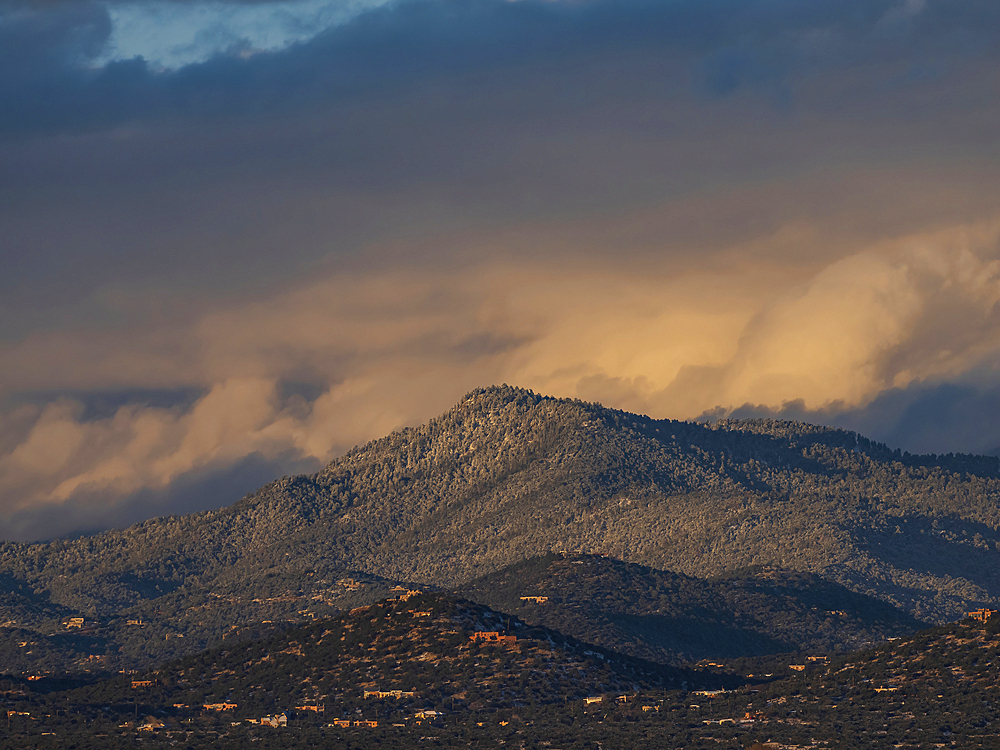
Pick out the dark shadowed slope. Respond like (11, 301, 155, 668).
(457, 553, 926, 664)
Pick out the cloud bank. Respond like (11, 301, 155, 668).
(2, 0, 1000, 538)
(4, 220, 1000, 539)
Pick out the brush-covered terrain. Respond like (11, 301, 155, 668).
(4, 595, 1000, 749)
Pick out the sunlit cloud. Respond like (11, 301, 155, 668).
(2, 219, 999, 538)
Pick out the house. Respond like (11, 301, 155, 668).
(969, 608, 997, 622)
(126, 619, 144, 626)
(260, 713, 288, 727)
(519, 596, 549, 604)
(788, 664, 806, 671)
(583, 696, 603, 705)
(364, 689, 416, 699)
(330, 719, 352, 728)
(66, 618, 84, 629)
(131, 680, 156, 689)
(353, 719, 378, 727)
(469, 631, 517, 644)
(294, 704, 325, 713)
(203, 702, 238, 711)
(414, 710, 440, 719)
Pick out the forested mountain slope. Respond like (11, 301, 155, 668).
(2, 384, 1000, 638)
(457, 554, 925, 664)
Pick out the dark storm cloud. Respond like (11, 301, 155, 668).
(3, 0, 999, 138)
(714, 377, 1000, 458)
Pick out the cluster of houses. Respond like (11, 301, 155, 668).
(968, 608, 997, 622)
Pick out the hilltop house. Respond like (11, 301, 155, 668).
(469, 631, 517, 644)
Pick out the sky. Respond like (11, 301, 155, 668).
(2, 0, 1000, 540)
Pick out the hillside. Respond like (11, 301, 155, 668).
(2, 384, 1000, 672)
(0, 593, 702, 747)
(457, 553, 926, 664)
(7, 599, 1000, 748)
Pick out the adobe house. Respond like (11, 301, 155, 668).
(469, 631, 517, 644)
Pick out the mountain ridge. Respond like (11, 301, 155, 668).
(2, 383, 1000, 666)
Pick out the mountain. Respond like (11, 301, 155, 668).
(457, 553, 926, 664)
(2, 384, 1000, 672)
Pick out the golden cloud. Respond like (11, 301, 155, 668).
(1, 218, 999, 522)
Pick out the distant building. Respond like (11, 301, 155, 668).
(295, 704, 325, 713)
(203, 702, 238, 711)
(66, 617, 84, 629)
(469, 631, 517, 644)
(519, 596, 549, 604)
(390, 588, 423, 602)
(131, 680, 156, 689)
(364, 689, 416, 699)
(969, 608, 997, 622)
(260, 713, 287, 727)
